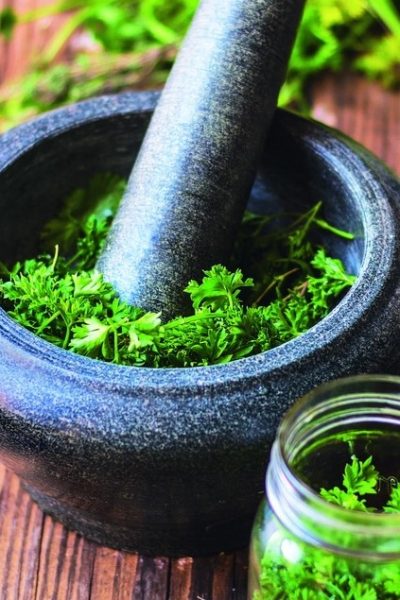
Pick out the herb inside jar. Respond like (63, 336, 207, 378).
(254, 450, 400, 600)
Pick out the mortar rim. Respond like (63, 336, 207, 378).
(0, 92, 396, 391)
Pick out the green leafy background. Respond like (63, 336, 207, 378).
(0, 0, 399, 130)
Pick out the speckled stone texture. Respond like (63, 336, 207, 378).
(98, 0, 305, 319)
(0, 93, 400, 556)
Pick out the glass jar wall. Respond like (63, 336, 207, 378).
(248, 376, 400, 600)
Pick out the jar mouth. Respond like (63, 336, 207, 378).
(267, 375, 400, 560)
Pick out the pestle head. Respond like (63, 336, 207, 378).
(98, 0, 305, 319)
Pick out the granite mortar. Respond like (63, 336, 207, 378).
(0, 92, 399, 555)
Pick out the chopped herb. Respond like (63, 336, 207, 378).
(0, 174, 356, 368)
(254, 455, 400, 599)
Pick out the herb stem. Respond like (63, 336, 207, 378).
(315, 219, 356, 240)
(164, 311, 225, 329)
(36, 310, 61, 334)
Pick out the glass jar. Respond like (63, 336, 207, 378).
(248, 375, 400, 600)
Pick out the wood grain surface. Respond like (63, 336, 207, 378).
(0, 460, 249, 599)
(0, 11, 399, 596)
(0, 0, 72, 84)
(311, 73, 400, 174)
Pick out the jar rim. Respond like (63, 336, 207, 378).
(267, 374, 400, 560)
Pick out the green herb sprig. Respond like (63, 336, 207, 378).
(255, 455, 400, 600)
(0, 174, 355, 368)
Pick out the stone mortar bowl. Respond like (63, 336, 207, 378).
(0, 92, 400, 557)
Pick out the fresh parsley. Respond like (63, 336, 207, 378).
(0, 174, 356, 368)
(255, 455, 400, 600)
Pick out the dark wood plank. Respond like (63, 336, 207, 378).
(56, 534, 95, 600)
(185, 552, 237, 600)
(35, 517, 83, 599)
(0, 466, 43, 600)
(311, 73, 400, 175)
(90, 546, 139, 600)
(231, 549, 248, 600)
(133, 556, 170, 600)
(211, 553, 235, 600)
(169, 558, 193, 600)
(188, 556, 214, 600)
(1, 0, 72, 85)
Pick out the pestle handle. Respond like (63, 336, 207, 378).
(98, 0, 305, 318)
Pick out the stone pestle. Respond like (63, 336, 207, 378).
(97, 0, 305, 319)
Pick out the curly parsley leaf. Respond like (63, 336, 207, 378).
(185, 265, 254, 311)
(0, 175, 356, 368)
(257, 455, 400, 599)
(41, 173, 126, 256)
(343, 455, 379, 496)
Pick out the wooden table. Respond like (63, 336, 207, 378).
(0, 66, 399, 599)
